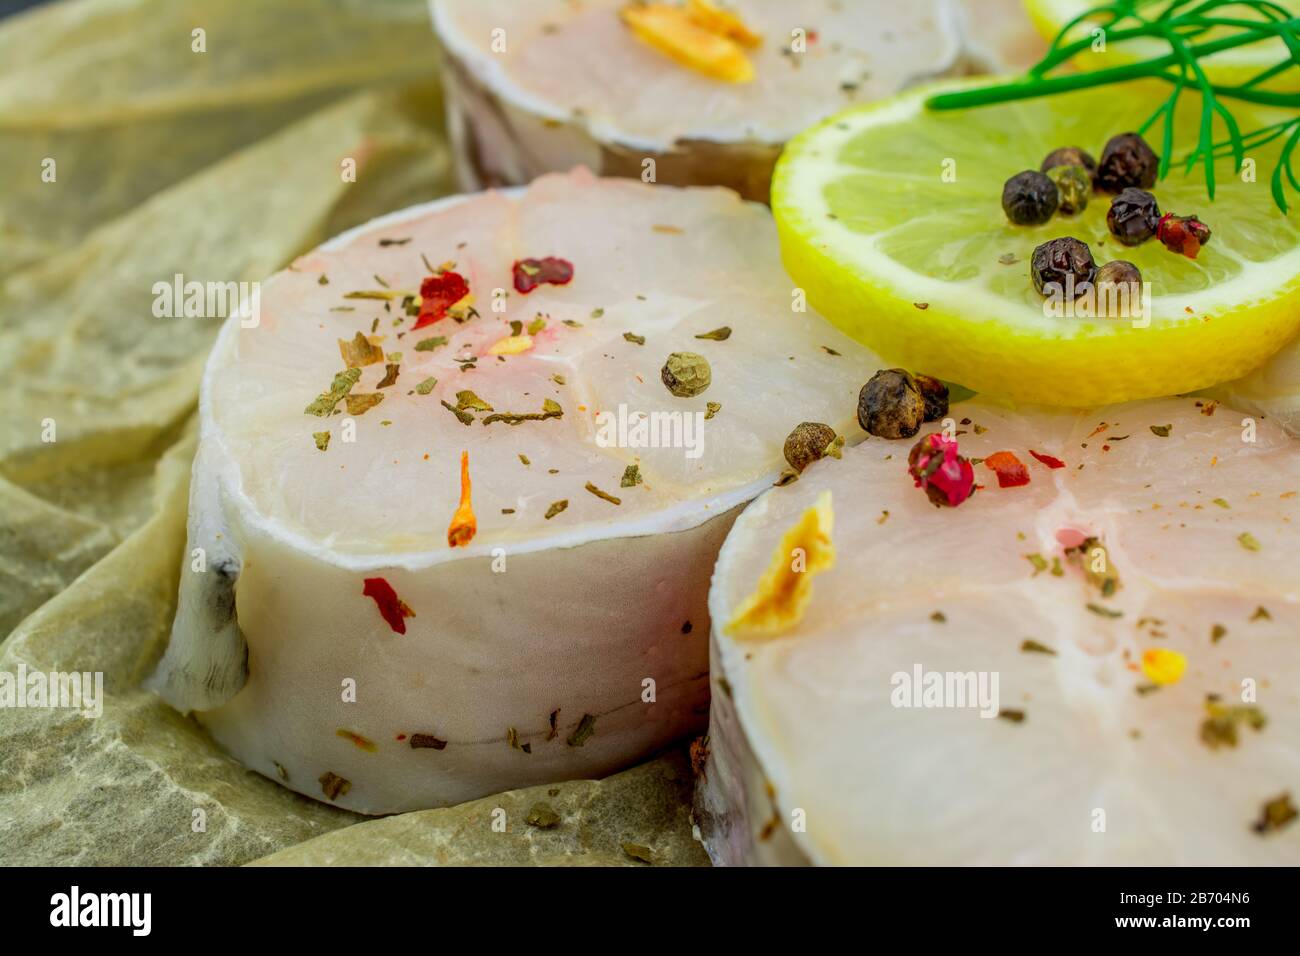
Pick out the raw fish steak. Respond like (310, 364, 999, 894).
(150, 169, 877, 813)
(431, 0, 962, 201)
(700, 396, 1300, 864)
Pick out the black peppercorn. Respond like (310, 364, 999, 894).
(1046, 164, 1091, 215)
(1031, 237, 1097, 299)
(1098, 132, 1159, 191)
(1041, 146, 1098, 187)
(1001, 170, 1059, 226)
(913, 374, 949, 422)
(858, 369, 926, 439)
(783, 422, 837, 473)
(1107, 188, 1161, 246)
(1095, 260, 1142, 317)
(1096, 260, 1141, 291)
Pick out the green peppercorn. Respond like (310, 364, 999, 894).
(1098, 132, 1159, 191)
(1107, 188, 1160, 246)
(1001, 170, 1059, 226)
(1046, 164, 1091, 215)
(858, 369, 926, 439)
(1031, 237, 1096, 299)
(661, 352, 711, 397)
(783, 422, 837, 473)
(1040, 146, 1098, 188)
(913, 374, 949, 422)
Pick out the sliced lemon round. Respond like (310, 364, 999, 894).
(772, 79, 1300, 406)
(1023, 0, 1300, 89)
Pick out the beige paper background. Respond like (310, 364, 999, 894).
(0, 0, 706, 867)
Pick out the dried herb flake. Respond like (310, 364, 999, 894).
(305, 368, 362, 417)
(695, 326, 732, 341)
(344, 392, 384, 416)
(1086, 602, 1123, 619)
(376, 363, 400, 389)
(585, 482, 621, 505)
(319, 772, 351, 801)
(566, 713, 596, 747)
(456, 390, 493, 412)
(525, 802, 560, 829)
(441, 400, 473, 426)
(482, 398, 563, 426)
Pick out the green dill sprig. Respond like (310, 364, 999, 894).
(927, 0, 1300, 211)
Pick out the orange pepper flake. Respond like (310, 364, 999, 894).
(685, 0, 762, 47)
(336, 729, 378, 752)
(447, 450, 477, 548)
(726, 491, 835, 638)
(983, 451, 1031, 488)
(621, 3, 755, 83)
(487, 333, 534, 356)
(1141, 648, 1187, 686)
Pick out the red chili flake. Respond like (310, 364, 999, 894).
(907, 433, 975, 508)
(363, 577, 414, 634)
(1157, 213, 1212, 259)
(513, 257, 574, 294)
(984, 451, 1031, 488)
(414, 271, 469, 329)
(1029, 450, 1066, 469)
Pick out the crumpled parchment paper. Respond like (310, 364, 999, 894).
(251, 748, 708, 867)
(0, 0, 706, 866)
